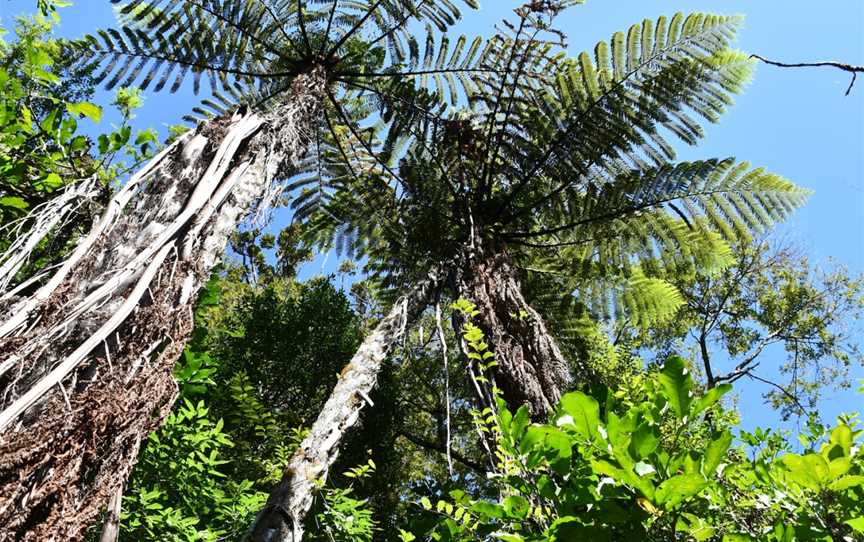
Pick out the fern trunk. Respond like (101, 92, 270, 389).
(249, 270, 441, 542)
(456, 248, 572, 419)
(0, 70, 324, 541)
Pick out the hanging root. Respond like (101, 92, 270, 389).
(434, 301, 454, 475)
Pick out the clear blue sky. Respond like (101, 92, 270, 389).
(3, 0, 863, 433)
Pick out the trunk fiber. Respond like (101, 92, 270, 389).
(457, 249, 571, 419)
(0, 70, 324, 541)
(249, 271, 441, 542)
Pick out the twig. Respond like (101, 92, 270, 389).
(743, 370, 808, 415)
(750, 54, 864, 95)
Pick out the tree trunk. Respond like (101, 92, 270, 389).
(0, 70, 325, 541)
(456, 248, 571, 419)
(98, 485, 123, 542)
(249, 270, 441, 542)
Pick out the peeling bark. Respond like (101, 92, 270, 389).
(0, 177, 101, 296)
(249, 270, 441, 542)
(0, 70, 325, 541)
(456, 249, 571, 419)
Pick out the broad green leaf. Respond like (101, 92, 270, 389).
(0, 196, 29, 211)
(825, 424, 853, 459)
(135, 128, 159, 145)
(630, 423, 659, 459)
(558, 391, 600, 440)
(703, 430, 732, 476)
(37, 173, 63, 190)
(655, 474, 708, 509)
(658, 356, 693, 419)
(510, 405, 530, 442)
(829, 475, 864, 492)
(591, 459, 655, 501)
(470, 501, 505, 519)
(66, 101, 102, 123)
(502, 495, 530, 519)
(677, 512, 716, 541)
(692, 384, 732, 416)
(781, 453, 829, 491)
(828, 456, 851, 479)
(846, 516, 864, 533)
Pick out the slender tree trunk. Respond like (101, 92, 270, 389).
(249, 270, 441, 542)
(456, 248, 571, 419)
(98, 485, 123, 542)
(0, 70, 325, 541)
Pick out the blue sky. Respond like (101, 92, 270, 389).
(3, 0, 863, 433)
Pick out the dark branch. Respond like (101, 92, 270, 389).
(751, 54, 864, 96)
(397, 429, 486, 473)
(742, 371, 808, 416)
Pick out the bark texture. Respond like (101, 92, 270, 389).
(0, 70, 324, 541)
(249, 271, 441, 542)
(457, 249, 571, 419)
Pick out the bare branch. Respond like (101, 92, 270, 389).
(750, 54, 864, 95)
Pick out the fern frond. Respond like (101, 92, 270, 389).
(498, 13, 754, 221)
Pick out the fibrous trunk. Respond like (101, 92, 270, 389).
(0, 70, 324, 541)
(249, 270, 441, 542)
(456, 249, 571, 419)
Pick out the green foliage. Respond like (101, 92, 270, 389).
(0, 12, 97, 218)
(316, 459, 379, 542)
(111, 271, 367, 540)
(408, 351, 864, 541)
(0, 6, 164, 283)
(211, 276, 362, 426)
(297, 9, 807, 340)
(73, 0, 489, 131)
(631, 241, 864, 418)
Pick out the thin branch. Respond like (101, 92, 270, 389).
(751, 54, 864, 95)
(296, 0, 312, 56)
(320, 0, 340, 56)
(180, 0, 291, 61)
(479, 16, 529, 194)
(397, 429, 486, 473)
(365, 0, 432, 50)
(743, 371, 808, 415)
(503, 184, 759, 240)
(252, 0, 301, 53)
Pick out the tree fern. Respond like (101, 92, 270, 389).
(294, 10, 809, 332)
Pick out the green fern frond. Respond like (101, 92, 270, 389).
(496, 13, 754, 222)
